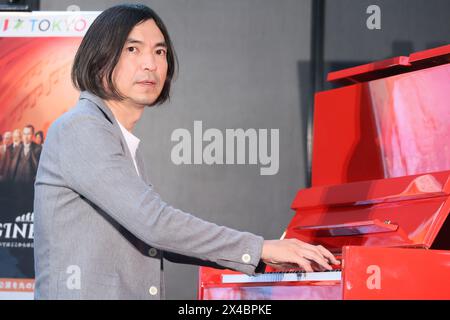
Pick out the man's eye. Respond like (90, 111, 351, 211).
(156, 49, 167, 56)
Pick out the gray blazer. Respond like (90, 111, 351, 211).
(33, 91, 264, 300)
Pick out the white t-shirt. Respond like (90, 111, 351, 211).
(117, 121, 140, 176)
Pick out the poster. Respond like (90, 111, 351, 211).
(0, 11, 99, 300)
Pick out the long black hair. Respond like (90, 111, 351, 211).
(71, 4, 178, 106)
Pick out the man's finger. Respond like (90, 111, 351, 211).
(294, 240, 332, 264)
(299, 249, 332, 271)
(316, 245, 340, 265)
(295, 257, 313, 272)
(300, 241, 340, 266)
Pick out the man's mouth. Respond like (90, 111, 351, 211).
(137, 80, 157, 86)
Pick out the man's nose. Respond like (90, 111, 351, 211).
(142, 53, 157, 71)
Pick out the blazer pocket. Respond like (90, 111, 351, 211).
(82, 272, 121, 300)
(57, 270, 120, 300)
(57, 270, 82, 300)
(84, 272, 120, 287)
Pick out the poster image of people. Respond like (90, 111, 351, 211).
(0, 11, 99, 299)
(0, 125, 41, 275)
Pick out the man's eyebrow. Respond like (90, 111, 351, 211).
(125, 38, 144, 45)
(154, 41, 167, 48)
(125, 38, 167, 48)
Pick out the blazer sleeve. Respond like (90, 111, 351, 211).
(56, 114, 264, 276)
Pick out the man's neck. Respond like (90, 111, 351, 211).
(104, 99, 145, 132)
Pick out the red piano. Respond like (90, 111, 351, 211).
(198, 44, 450, 300)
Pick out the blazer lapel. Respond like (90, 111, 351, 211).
(79, 91, 151, 185)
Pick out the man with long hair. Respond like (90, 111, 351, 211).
(34, 4, 339, 300)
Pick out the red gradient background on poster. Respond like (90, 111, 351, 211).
(0, 37, 82, 135)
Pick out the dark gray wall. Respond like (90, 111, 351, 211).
(41, 0, 313, 299)
(323, 0, 450, 89)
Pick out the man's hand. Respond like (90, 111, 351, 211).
(261, 239, 340, 272)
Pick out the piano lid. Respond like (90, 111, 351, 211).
(285, 171, 450, 252)
(327, 44, 450, 85)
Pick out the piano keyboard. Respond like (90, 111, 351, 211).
(222, 270, 342, 284)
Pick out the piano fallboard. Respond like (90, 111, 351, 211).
(287, 170, 450, 252)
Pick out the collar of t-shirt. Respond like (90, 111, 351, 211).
(117, 120, 141, 176)
(23, 143, 31, 155)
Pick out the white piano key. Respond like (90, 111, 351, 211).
(222, 270, 342, 284)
